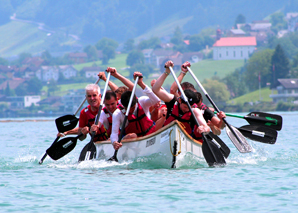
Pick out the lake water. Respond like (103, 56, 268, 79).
(0, 111, 297, 212)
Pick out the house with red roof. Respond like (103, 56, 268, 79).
(213, 36, 256, 60)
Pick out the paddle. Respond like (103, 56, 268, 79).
(46, 133, 83, 160)
(214, 111, 283, 131)
(187, 66, 252, 153)
(108, 76, 140, 162)
(55, 77, 101, 133)
(169, 67, 226, 166)
(78, 72, 111, 162)
(206, 132, 230, 158)
(38, 77, 101, 164)
(236, 125, 277, 144)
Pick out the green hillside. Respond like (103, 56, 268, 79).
(0, 20, 80, 57)
(160, 59, 245, 89)
(70, 57, 245, 95)
(135, 16, 193, 42)
(228, 87, 277, 104)
(73, 54, 128, 71)
(0, 21, 47, 57)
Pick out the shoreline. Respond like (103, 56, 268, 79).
(0, 119, 55, 122)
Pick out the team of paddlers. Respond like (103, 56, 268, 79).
(57, 60, 227, 151)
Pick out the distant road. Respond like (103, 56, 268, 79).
(10, 13, 80, 40)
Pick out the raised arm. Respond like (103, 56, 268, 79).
(152, 60, 175, 103)
(193, 108, 210, 134)
(170, 61, 190, 96)
(98, 71, 118, 92)
(107, 67, 134, 91)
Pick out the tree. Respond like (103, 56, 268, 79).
(234, 14, 246, 28)
(270, 12, 287, 34)
(47, 79, 59, 96)
(15, 84, 27, 96)
(5, 82, 14, 96)
(96, 38, 118, 64)
(41, 50, 52, 65)
(291, 53, 298, 77)
(271, 44, 290, 88)
(123, 38, 135, 53)
(102, 45, 116, 64)
(0, 57, 9, 65)
(245, 49, 274, 91)
(95, 37, 118, 50)
(188, 34, 204, 51)
(170, 26, 184, 45)
(202, 79, 230, 103)
(137, 37, 161, 50)
(126, 50, 145, 66)
(84, 45, 98, 61)
(16, 52, 32, 66)
(26, 77, 43, 95)
(224, 68, 248, 98)
(267, 34, 298, 59)
(130, 64, 154, 78)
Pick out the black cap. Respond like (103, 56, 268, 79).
(181, 89, 198, 106)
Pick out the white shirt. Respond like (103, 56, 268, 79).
(110, 85, 160, 143)
(98, 109, 111, 130)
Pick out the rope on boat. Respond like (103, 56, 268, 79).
(169, 129, 181, 156)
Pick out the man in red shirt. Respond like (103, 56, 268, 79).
(78, 84, 108, 142)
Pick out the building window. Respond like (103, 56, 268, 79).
(234, 51, 236, 57)
(219, 53, 221, 58)
(241, 51, 243, 57)
(226, 51, 228, 56)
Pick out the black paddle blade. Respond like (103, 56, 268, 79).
(225, 125, 252, 153)
(202, 136, 226, 167)
(206, 133, 230, 158)
(39, 136, 60, 164)
(78, 142, 97, 162)
(55, 114, 79, 133)
(108, 150, 119, 162)
(46, 136, 78, 160)
(246, 112, 283, 131)
(238, 125, 277, 144)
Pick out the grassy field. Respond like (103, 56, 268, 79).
(73, 53, 128, 71)
(227, 87, 277, 104)
(45, 56, 246, 97)
(154, 59, 245, 89)
(0, 21, 50, 57)
(135, 16, 193, 42)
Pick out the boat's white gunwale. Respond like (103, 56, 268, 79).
(94, 120, 203, 146)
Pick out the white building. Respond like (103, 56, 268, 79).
(24, 96, 41, 107)
(270, 79, 298, 103)
(213, 37, 257, 60)
(58, 65, 78, 79)
(81, 67, 102, 79)
(36, 66, 59, 82)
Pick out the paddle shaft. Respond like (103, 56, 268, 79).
(82, 73, 111, 161)
(215, 111, 278, 126)
(169, 67, 225, 165)
(110, 76, 140, 162)
(39, 77, 101, 165)
(187, 67, 247, 148)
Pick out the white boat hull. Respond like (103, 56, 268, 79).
(94, 121, 204, 167)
